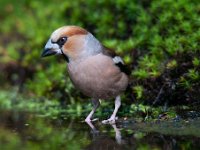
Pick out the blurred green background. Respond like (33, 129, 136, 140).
(0, 0, 200, 118)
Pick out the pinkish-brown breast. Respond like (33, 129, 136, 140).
(67, 54, 129, 99)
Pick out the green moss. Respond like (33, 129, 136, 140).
(133, 85, 144, 100)
(192, 57, 200, 67)
(166, 60, 178, 69)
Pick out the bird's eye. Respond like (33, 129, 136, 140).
(57, 37, 68, 46)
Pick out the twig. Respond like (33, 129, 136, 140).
(153, 84, 165, 106)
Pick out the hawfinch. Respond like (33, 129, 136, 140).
(41, 26, 129, 124)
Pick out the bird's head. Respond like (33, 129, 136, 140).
(41, 26, 102, 62)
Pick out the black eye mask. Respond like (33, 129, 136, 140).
(52, 37, 69, 63)
(57, 37, 68, 47)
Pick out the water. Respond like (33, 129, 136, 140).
(0, 110, 200, 150)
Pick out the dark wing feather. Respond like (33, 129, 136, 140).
(102, 46, 130, 75)
(102, 46, 116, 57)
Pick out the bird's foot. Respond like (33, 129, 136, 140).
(85, 118, 91, 122)
(85, 118, 99, 122)
(85, 119, 99, 135)
(102, 116, 118, 124)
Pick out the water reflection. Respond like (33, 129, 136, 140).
(0, 110, 200, 150)
(86, 121, 123, 145)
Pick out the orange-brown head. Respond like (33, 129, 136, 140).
(41, 26, 102, 62)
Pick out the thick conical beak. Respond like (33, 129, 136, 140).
(41, 39, 61, 57)
(41, 48, 57, 57)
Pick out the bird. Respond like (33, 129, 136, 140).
(41, 26, 129, 124)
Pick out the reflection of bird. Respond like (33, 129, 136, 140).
(41, 26, 129, 123)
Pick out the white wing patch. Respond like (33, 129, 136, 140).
(113, 56, 124, 64)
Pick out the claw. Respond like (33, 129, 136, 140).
(102, 117, 118, 124)
(85, 118, 92, 122)
(85, 118, 99, 122)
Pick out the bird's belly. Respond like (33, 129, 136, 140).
(67, 56, 128, 99)
(70, 73, 127, 99)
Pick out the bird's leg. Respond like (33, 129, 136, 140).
(85, 99, 100, 122)
(102, 95, 121, 124)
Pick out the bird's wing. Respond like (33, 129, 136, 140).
(102, 46, 130, 75)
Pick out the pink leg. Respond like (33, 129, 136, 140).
(85, 99, 100, 122)
(102, 95, 121, 124)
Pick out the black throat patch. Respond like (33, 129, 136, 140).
(60, 48, 69, 63)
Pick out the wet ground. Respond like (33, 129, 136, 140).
(0, 110, 200, 150)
